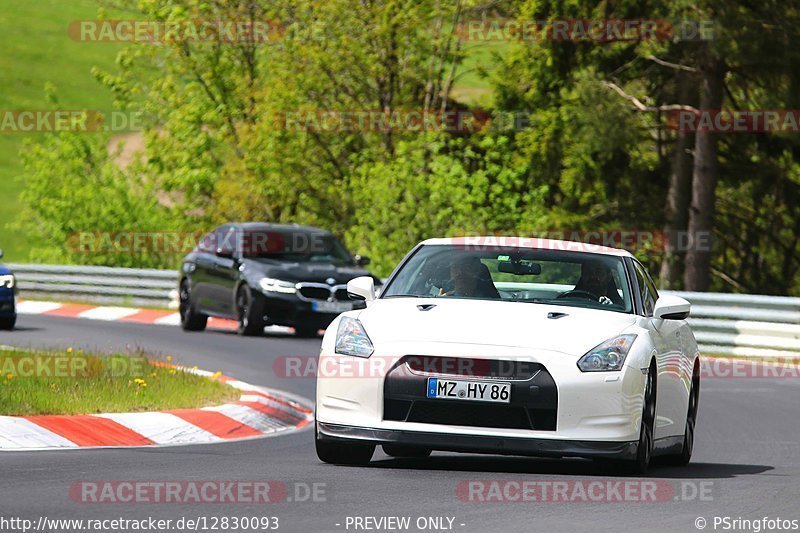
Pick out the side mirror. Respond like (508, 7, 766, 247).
(354, 254, 371, 267)
(347, 276, 375, 302)
(653, 295, 691, 320)
(0, 249, 4, 259)
(216, 247, 234, 259)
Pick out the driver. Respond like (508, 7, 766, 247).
(439, 256, 500, 299)
(572, 260, 623, 305)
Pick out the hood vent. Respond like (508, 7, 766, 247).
(547, 312, 568, 319)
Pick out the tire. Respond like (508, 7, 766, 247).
(236, 285, 266, 336)
(624, 360, 656, 475)
(664, 361, 700, 467)
(382, 444, 432, 458)
(179, 281, 207, 331)
(316, 433, 375, 466)
(0, 315, 15, 330)
(294, 326, 320, 338)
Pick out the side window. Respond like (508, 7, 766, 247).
(633, 262, 656, 316)
(197, 226, 233, 255)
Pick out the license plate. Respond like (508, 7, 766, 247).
(426, 378, 511, 403)
(311, 300, 352, 313)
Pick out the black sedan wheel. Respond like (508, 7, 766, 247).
(179, 280, 207, 331)
(236, 285, 266, 336)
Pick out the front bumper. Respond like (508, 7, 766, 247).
(258, 291, 360, 330)
(316, 342, 647, 444)
(317, 422, 638, 460)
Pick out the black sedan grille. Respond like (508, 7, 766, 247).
(296, 284, 350, 302)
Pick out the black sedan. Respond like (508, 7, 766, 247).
(178, 223, 377, 336)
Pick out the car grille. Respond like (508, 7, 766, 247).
(296, 283, 350, 302)
(404, 356, 542, 381)
(383, 356, 558, 431)
(385, 399, 556, 431)
(0, 302, 13, 312)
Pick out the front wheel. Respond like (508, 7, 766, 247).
(624, 360, 656, 475)
(236, 285, 266, 336)
(179, 281, 207, 331)
(664, 362, 700, 466)
(0, 316, 16, 330)
(294, 326, 320, 338)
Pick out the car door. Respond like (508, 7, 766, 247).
(190, 229, 222, 315)
(206, 226, 241, 317)
(213, 226, 242, 318)
(632, 261, 682, 440)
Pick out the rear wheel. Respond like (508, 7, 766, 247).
(664, 361, 700, 466)
(236, 285, 266, 336)
(382, 444, 431, 458)
(316, 429, 374, 465)
(179, 281, 207, 331)
(0, 316, 15, 330)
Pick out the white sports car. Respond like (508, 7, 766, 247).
(315, 237, 700, 473)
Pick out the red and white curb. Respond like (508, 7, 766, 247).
(13, 300, 293, 333)
(0, 368, 314, 451)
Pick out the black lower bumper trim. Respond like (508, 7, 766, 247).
(317, 422, 638, 460)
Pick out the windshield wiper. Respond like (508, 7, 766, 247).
(382, 294, 423, 298)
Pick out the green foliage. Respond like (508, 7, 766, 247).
(14, 0, 800, 294)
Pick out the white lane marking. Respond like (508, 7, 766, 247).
(0, 417, 78, 449)
(77, 306, 140, 321)
(154, 313, 181, 326)
(15, 301, 63, 314)
(95, 412, 219, 445)
(202, 404, 290, 433)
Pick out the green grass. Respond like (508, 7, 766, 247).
(0, 348, 238, 416)
(451, 40, 509, 106)
(0, 0, 126, 261)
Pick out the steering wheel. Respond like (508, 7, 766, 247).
(557, 289, 600, 301)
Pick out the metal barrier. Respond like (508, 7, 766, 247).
(664, 291, 800, 359)
(6, 264, 799, 357)
(7, 263, 178, 309)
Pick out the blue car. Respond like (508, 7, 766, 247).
(0, 249, 16, 330)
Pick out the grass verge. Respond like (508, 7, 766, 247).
(0, 348, 239, 416)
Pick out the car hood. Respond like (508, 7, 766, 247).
(0, 264, 11, 276)
(242, 259, 371, 285)
(357, 298, 637, 356)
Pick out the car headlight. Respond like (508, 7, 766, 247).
(0, 275, 15, 289)
(577, 334, 637, 372)
(258, 277, 297, 294)
(335, 317, 374, 358)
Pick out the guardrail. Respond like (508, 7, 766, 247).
(8, 263, 178, 309)
(6, 264, 798, 357)
(664, 291, 800, 359)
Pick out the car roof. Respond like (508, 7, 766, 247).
(228, 222, 332, 236)
(420, 236, 633, 257)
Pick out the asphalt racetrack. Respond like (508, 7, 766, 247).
(1, 314, 798, 533)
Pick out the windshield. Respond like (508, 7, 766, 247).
(382, 244, 633, 313)
(239, 229, 353, 265)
